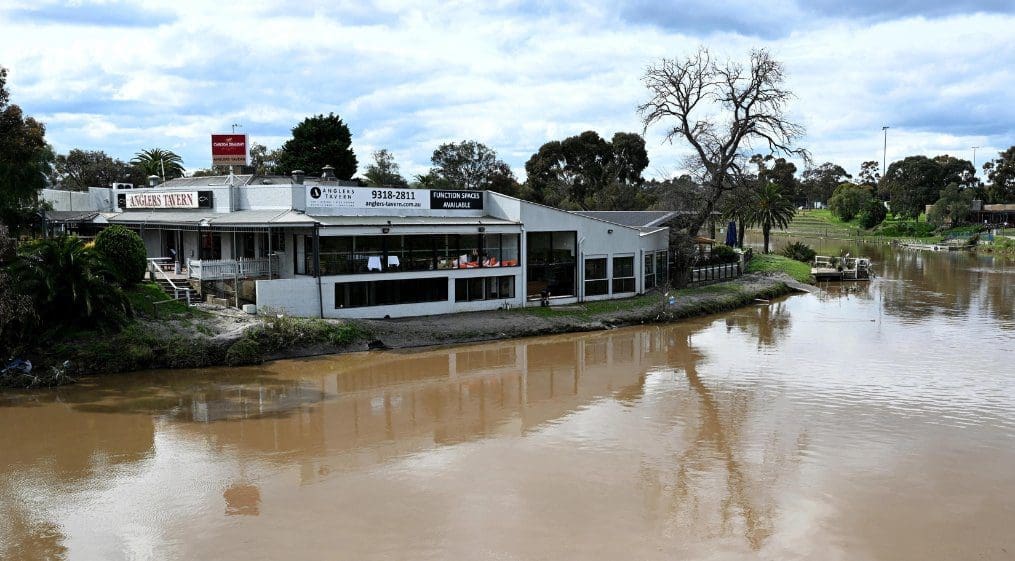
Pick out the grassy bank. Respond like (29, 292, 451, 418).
(3, 283, 368, 387)
(746, 254, 812, 283)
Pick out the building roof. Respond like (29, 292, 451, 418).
(154, 175, 254, 187)
(573, 211, 679, 228)
(45, 210, 99, 223)
(107, 211, 220, 225)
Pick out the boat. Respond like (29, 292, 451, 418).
(811, 255, 873, 281)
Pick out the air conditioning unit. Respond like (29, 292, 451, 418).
(113, 182, 134, 189)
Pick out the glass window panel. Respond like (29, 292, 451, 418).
(501, 234, 519, 266)
(584, 258, 607, 280)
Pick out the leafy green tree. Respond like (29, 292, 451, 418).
(94, 225, 148, 286)
(248, 142, 282, 175)
(430, 140, 515, 192)
(747, 182, 796, 254)
(857, 160, 881, 187)
(364, 149, 408, 187)
(829, 183, 872, 221)
(275, 113, 357, 179)
(802, 162, 851, 205)
(879, 155, 973, 218)
(525, 131, 649, 210)
(0, 224, 36, 357)
(857, 198, 887, 229)
(53, 149, 143, 190)
(928, 183, 975, 227)
(639, 48, 808, 236)
(0, 66, 52, 229)
(131, 148, 185, 181)
(753, 154, 802, 207)
(982, 146, 1015, 203)
(15, 236, 131, 329)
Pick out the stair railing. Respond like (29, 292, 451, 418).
(147, 258, 192, 305)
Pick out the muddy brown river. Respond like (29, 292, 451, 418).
(2, 241, 1013, 560)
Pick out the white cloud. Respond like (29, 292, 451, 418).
(1, 1, 1012, 178)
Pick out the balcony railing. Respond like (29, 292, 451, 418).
(189, 256, 280, 281)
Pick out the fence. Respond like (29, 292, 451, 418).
(688, 262, 742, 286)
(188, 256, 279, 281)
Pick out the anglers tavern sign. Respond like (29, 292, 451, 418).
(125, 191, 199, 209)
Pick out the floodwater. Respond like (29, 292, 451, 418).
(2, 242, 1013, 561)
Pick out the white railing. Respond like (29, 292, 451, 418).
(188, 256, 280, 281)
(147, 258, 192, 305)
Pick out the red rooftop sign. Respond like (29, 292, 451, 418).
(211, 134, 248, 166)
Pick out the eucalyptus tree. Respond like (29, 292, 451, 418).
(639, 48, 808, 236)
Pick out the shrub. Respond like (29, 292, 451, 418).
(94, 225, 148, 286)
(857, 199, 887, 229)
(780, 241, 816, 263)
(876, 220, 936, 237)
(711, 244, 739, 264)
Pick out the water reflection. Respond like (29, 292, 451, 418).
(1, 244, 1013, 560)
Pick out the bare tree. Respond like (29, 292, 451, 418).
(639, 48, 808, 236)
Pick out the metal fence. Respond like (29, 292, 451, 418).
(688, 262, 742, 286)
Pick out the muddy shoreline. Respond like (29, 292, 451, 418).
(5, 274, 805, 387)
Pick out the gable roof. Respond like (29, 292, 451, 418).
(572, 211, 679, 228)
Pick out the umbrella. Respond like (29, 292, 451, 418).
(725, 221, 737, 247)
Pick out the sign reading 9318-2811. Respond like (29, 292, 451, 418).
(306, 186, 483, 211)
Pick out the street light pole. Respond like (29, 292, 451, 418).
(882, 126, 890, 178)
(972, 146, 980, 169)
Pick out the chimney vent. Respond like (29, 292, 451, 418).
(292, 170, 305, 185)
(321, 165, 336, 180)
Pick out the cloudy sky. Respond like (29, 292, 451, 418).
(1, 0, 1013, 181)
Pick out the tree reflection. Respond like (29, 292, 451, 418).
(724, 301, 792, 348)
(640, 328, 807, 550)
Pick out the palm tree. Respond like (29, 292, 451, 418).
(131, 148, 185, 181)
(15, 236, 131, 328)
(748, 182, 797, 253)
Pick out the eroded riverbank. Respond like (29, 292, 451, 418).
(5, 273, 802, 386)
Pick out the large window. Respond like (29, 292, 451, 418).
(335, 277, 449, 308)
(612, 255, 635, 293)
(584, 257, 608, 296)
(655, 251, 668, 287)
(311, 234, 520, 275)
(526, 231, 577, 298)
(455, 276, 516, 302)
(644, 253, 656, 290)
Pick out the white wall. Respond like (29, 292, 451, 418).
(41, 189, 94, 211)
(236, 185, 295, 210)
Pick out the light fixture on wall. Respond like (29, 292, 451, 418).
(607, 229, 614, 234)
(382, 227, 390, 234)
(478, 226, 485, 233)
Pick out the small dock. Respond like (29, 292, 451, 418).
(811, 256, 873, 281)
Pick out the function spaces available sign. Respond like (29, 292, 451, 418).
(306, 186, 483, 211)
(124, 191, 201, 209)
(429, 190, 483, 210)
(211, 134, 248, 166)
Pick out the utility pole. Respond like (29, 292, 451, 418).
(972, 146, 980, 169)
(882, 126, 890, 178)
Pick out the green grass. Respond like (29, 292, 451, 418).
(224, 316, 368, 366)
(126, 282, 208, 319)
(746, 254, 812, 283)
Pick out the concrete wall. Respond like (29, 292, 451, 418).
(236, 185, 295, 210)
(41, 189, 94, 211)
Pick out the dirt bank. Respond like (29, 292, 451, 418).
(355, 273, 804, 349)
(4, 273, 805, 388)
